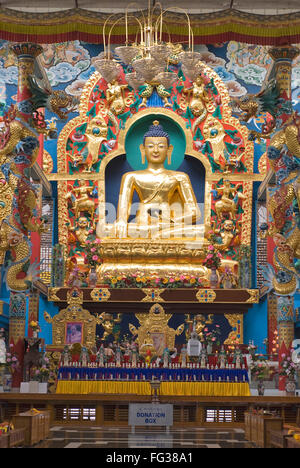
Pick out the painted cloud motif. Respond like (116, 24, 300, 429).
(0, 64, 18, 85)
(198, 51, 226, 68)
(46, 60, 90, 87)
(39, 41, 90, 69)
(291, 67, 300, 90)
(231, 63, 267, 86)
(225, 80, 247, 97)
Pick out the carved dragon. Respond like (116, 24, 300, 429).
(28, 75, 79, 121)
(0, 106, 47, 291)
(260, 113, 300, 294)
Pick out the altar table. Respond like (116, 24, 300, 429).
(56, 366, 251, 397)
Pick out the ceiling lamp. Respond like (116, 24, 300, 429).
(99, 1, 200, 90)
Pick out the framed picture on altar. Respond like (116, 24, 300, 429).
(151, 332, 166, 355)
(65, 322, 83, 345)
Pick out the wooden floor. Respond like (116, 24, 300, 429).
(32, 425, 256, 449)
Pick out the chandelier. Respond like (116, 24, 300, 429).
(94, 1, 202, 90)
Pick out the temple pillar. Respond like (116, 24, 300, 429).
(27, 289, 40, 339)
(277, 296, 295, 390)
(6, 43, 43, 387)
(10, 42, 43, 122)
(9, 292, 27, 388)
(267, 46, 299, 391)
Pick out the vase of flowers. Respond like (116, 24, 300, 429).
(88, 268, 98, 287)
(249, 354, 269, 395)
(84, 237, 102, 270)
(5, 345, 19, 375)
(29, 321, 41, 339)
(279, 353, 300, 396)
(203, 325, 221, 353)
(203, 245, 222, 288)
(102, 272, 209, 289)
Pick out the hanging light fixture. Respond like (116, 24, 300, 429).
(98, 1, 200, 89)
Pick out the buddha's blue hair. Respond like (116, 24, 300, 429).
(143, 122, 170, 145)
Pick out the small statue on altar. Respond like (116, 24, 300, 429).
(67, 263, 82, 288)
(62, 345, 70, 367)
(145, 349, 152, 367)
(115, 343, 122, 367)
(233, 347, 243, 369)
(96, 344, 106, 367)
(139, 331, 156, 358)
(104, 342, 115, 362)
(0, 328, 6, 365)
(180, 344, 187, 367)
(199, 347, 208, 368)
(219, 265, 239, 289)
(130, 342, 139, 367)
(187, 325, 202, 359)
(163, 347, 171, 368)
(80, 346, 90, 367)
(218, 346, 227, 369)
(122, 341, 132, 364)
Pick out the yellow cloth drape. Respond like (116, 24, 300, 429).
(56, 380, 251, 397)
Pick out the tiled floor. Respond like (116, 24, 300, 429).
(32, 426, 255, 448)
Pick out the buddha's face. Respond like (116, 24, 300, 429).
(140, 136, 173, 165)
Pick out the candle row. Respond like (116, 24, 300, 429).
(63, 362, 247, 370)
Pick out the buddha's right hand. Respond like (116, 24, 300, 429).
(115, 220, 128, 238)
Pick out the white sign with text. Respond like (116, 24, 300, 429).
(129, 404, 173, 427)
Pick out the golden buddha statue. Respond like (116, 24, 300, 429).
(112, 121, 201, 239)
(96, 120, 210, 277)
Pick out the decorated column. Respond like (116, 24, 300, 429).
(266, 46, 300, 390)
(6, 43, 43, 386)
(11, 42, 43, 122)
(9, 292, 27, 388)
(276, 296, 295, 390)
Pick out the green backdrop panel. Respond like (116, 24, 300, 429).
(125, 114, 186, 171)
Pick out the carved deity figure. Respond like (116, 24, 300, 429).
(68, 216, 92, 246)
(106, 80, 128, 115)
(212, 219, 240, 252)
(183, 75, 209, 122)
(68, 180, 95, 220)
(139, 331, 156, 358)
(96, 344, 106, 367)
(214, 180, 246, 221)
(220, 266, 238, 289)
(62, 345, 70, 367)
(104, 121, 201, 239)
(84, 115, 108, 172)
(80, 346, 90, 367)
(203, 116, 228, 170)
(262, 115, 300, 294)
(163, 347, 171, 367)
(98, 312, 114, 341)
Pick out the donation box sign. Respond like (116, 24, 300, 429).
(129, 404, 173, 427)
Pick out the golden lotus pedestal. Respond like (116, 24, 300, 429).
(97, 238, 209, 278)
(96, 238, 238, 279)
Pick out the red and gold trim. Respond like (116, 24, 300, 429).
(1, 8, 300, 45)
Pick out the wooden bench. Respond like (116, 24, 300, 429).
(287, 437, 300, 448)
(9, 428, 25, 447)
(0, 433, 9, 448)
(269, 429, 292, 448)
